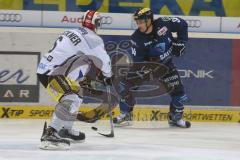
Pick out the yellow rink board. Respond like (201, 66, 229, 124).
(0, 105, 239, 123)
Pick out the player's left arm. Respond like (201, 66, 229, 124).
(164, 17, 188, 57)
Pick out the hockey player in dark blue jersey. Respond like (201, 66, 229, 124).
(113, 8, 191, 128)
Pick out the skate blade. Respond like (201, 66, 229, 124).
(71, 139, 85, 144)
(168, 124, 189, 129)
(114, 121, 132, 127)
(61, 138, 85, 144)
(39, 141, 70, 150)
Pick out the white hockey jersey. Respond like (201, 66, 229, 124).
(37, 27, 112, 81)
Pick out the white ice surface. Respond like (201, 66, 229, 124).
(0, 119, 239, 160)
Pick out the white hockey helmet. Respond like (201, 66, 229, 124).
(82, 10, 101, 31)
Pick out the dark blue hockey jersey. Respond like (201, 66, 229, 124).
(130, 17, 188, 64)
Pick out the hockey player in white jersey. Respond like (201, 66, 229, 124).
(36, 10, 113, 150)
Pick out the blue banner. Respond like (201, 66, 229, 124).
(101, 35, 233, 106)
(1, 0, 240, 17)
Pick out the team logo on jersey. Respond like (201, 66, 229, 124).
(47, 55, 53, 62)
(157, 27, 168, 36)
(155, 43, 165, 52)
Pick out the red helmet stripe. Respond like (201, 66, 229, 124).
(83, 10, 98, 30)
(85, 10, 96, 22)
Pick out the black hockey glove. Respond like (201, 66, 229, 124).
(172, 40, 186, 57)
(79, 77, 103, 96)
(97, 72, 114, 86)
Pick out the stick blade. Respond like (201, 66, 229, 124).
(98, 131, 114, 138)
(91, 126, 114, 138)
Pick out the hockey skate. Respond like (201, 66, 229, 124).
(39, 122, 70, 150)
(113, 112, 133, 127)
(58, 128, 85, 143)
(168, 113, 191, 128)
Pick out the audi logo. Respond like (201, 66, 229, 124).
(101, 16, 113, 25)
(185, 19, 201, 28)
(0, 13, 22, 22)
(61, 15, 112, 25)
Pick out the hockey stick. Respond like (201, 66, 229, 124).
(91, 85, 114, 137)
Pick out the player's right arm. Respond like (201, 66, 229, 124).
(130, 34, 147, 62)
